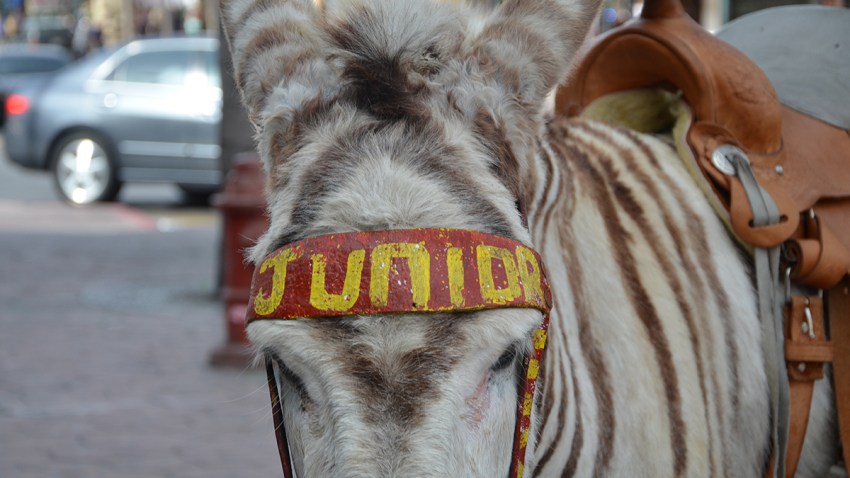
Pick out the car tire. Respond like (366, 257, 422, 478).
(50, 132, 121, 205)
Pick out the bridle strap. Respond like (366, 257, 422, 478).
(266, 358, 294, 478)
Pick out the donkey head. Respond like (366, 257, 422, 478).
(221, 0, 598, 475)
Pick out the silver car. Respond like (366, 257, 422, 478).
(3, 36, 223, 205)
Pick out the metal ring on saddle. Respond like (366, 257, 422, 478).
(711, 144, 749, 176)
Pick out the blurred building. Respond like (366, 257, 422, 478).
(600, 0, 845, 32)
(87, 0, 216, 44)
(1, 0, 217, 46)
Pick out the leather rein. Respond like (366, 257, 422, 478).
(246, 228, 553, 478)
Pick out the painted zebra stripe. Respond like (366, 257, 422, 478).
(573, 122, 718, 474)
(565, 128, 688, 476)
(533, 124, 617, 476)
(619, 128, 743, 473)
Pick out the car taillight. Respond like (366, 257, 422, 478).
(6, 94, 30, 116)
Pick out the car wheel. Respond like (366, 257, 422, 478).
(51, 133, 121, 205)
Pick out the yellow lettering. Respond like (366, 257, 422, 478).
(477, 245, 521, 304)
(253, 248, 302, 316)
(516, 246, 544, 304)
(370, 243, 431, 308)
(309, 250, 365, 311)
(533, 329, 547, 350)
(527, 358, 540, 380)
(447, 247, 465, 307)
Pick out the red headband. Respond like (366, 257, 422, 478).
(248, 228, 552, 478)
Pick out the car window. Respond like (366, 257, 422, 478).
(0, 56, 69, 74)
(108, 50, 193, 86)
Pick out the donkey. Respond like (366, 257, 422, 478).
(220, 0, 838, 475)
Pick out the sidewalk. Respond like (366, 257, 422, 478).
(0, 202, 281, 478)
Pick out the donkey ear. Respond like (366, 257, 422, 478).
(220, 0, 340, 127)
(472, 0, 601, 108)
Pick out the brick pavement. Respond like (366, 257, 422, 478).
(0, 202, 281, 478)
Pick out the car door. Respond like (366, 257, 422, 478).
(185, 47, 223, 181)
(87, 45, 220, 183)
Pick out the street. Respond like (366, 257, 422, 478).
(0, 137, 280, 477)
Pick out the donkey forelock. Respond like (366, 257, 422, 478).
(222, 0, 599, 262)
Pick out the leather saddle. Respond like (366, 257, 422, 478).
(556, 0, 850, 289)
(555, 2, 850, 475)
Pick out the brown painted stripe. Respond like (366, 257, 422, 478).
(475, 2, 580, 99)
(282, 120, 381, 241)
(595, 141, 711, 473)
(535, 121, 577, 259)
(528, 133, 569, 472)
(531, 131, 569, 440)
(256, 48, 319, 113)
(557, 140, 617, 477)
(535, 318, 584, 477)
(536, 296, 584, 474)
(531, 137, 555, 231)
(576, 123, 717, 475)
(475, 19, 558, 96)
(474, 109, 522, 205)
(538, 132, 616, 476)
(618, 127, 738, 464)
(535, 345, 572, 473)
(313, 315, 466, 428)
(685, 212, 737, 474)
(564, 131, 687, 476)
(499, 0, 588, 56)
(282, 118, 515, 243)
(532, 138, 556, 256)
(266, 95, 334, 189)
(399, 126, 516, 239)
(236, 20, 314, 93)
(616, 128, 727, 473)
(234, 0, 299, 30)
(531, 131, 582, 475)
(563, 353, 584, 477)
(327, 10, 434, 125)
(538, 348, 556, 445)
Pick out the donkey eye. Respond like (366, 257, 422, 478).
(491, 343, 519, 372)
(271, 354, 312, 405)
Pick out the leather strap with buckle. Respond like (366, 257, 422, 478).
(784, 295, 833, 476)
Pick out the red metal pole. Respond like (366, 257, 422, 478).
(209, 152, 268, 368)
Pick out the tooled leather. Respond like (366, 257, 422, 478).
(555, 0, 850, 273)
